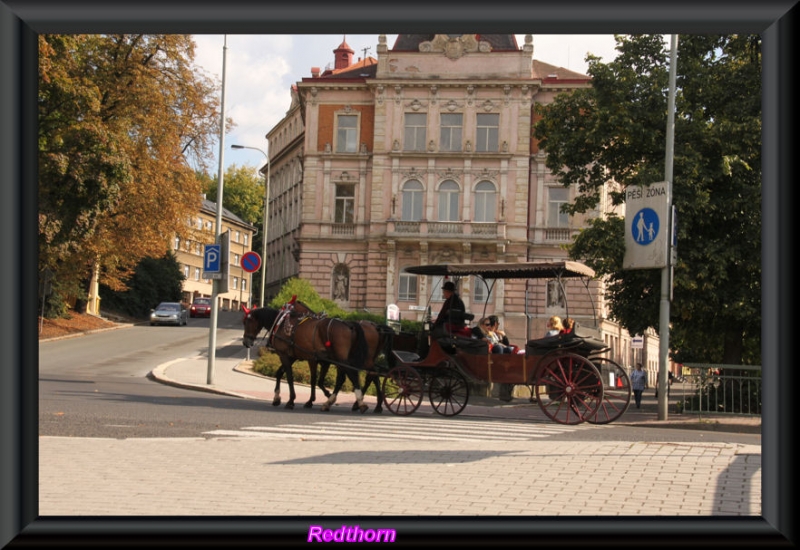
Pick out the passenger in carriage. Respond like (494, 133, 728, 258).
(545, 315, 563, 337)
(560, 317, 575, 335)
(474, 317, 513, 354)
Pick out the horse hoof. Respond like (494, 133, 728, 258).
(303, 401, 314, 409)
(272, 399, 281, 407)
(320, 404, 330, 412)
(373, 407, 383, 414)
(359, 404, 369, 414)
(351, 403, 360, 412)
(285, 403, 294, 410)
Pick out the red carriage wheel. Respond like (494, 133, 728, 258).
(429, 362, 470, 417)
(585, 357, 632, 424)
(382, 365, 424, 416)
(534, 352, 603, 425)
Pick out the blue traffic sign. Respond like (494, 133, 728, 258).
(632, 208, 660, 246)
(240, 251, 261, 273)
(204, 244, 221, 272)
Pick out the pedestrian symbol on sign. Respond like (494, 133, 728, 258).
(633, 208, 659, 245)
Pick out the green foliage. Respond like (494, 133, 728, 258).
(202, 164, 265, 226)
(99, 251, 185, 318)
(535, 34, 761, 365)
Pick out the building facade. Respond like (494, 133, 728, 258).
(173, 198, 256, 311)
(263, 34, 651, 369)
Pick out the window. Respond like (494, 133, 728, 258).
(205, 220, 212, 231)
(232, 277, 238, 290)
(195, 243, 202, 255)
(234, 231, 240, 243)
(437, 180, 460, 221)
(335, 184, 355, 224)
(473, 276, 491, 304)
(439, 113, 462, 152)
(194, 267, 201, 281)
(548, 187, 570, 227)
(174, 236, 180, 250)
(403, 113, 427, 152)
(243, 234, 249, 246)
(398, 273, 418, 301)
(336, 114, 358, 153)
(197, 217, 203, 229)
(183, 265, 190, 279)
(241, 279, 247, 292)
(473, 180, 497, 222)
(401, 180, 424, 221)
(476, 113, 499, 152)
(234, 254, 240, 266)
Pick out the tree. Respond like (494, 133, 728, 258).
(202, 164, 265, 226)
(38, 34, 227, 312)
(534, 34, 761, 365)
(99, 251, 185, 318)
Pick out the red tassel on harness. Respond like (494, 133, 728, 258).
(325, 341, 332, 348)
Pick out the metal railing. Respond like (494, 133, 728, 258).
(677, 364, 762, 417)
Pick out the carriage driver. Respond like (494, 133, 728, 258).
(432, 280, 468, 336)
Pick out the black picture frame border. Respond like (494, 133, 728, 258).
(2, 1, 795, 546)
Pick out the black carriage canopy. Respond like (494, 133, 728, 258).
(403, 260, 595, 280)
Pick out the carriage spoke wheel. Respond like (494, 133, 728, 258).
(382, 365, 424, 416)
(429, 363, 470, 417)
(586, 357, 632, 424)
(534, 353, 603, 425)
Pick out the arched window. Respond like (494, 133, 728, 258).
(473, 180, 497, 222)
(437, 180, 460, 221)
(401, 179, 424, 221)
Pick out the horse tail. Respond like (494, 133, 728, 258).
(348, 321, 368, 369)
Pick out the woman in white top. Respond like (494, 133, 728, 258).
(545, 316, 563, 337)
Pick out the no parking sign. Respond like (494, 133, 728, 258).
(240, 251, 262, 273)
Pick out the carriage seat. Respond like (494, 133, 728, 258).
(525, 333, 608, 356)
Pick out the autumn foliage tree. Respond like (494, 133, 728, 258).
(534, 34, 761, 365)
(38, 34, 226, 314)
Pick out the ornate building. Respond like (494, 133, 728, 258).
(263, 34, 651, 370)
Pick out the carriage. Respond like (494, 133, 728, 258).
(379, 261, 632, 425)
(241, 260, 631, 425)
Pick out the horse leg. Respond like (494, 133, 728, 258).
(349, 370, 369, 414)
(321, 367, 346, 412)
(272, 365, 284, 407)
(304, 361, 318, 409)
(283, 364, 296, 410)
(318, 362, 332, 399)
(369, 373, 383, 414)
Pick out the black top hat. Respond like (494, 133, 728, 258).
(442, 281, 456, 291)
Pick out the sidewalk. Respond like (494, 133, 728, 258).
(149, 338, 761, 433)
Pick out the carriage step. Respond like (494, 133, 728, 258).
(392, 350, 421, 363)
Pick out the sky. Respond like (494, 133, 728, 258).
(190, 34, 621, 174)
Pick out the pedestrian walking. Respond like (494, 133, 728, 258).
(630, 363, 647, 409)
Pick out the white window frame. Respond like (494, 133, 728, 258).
(334, 184, 355, 224)
(439, 113, 463, 152)
(398, 273, 418, 302)
(473, 180, 497, 222)
(335, 113, 359, 153)
(403, 112, 427, 152)
(476, 113, 499, 152)
(401, 179, 424, 221)
(437, 180, 460, 222)
(548, 186, 570, 228)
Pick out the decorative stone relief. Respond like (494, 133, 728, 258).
(405, 98, 427, 111)
(481, 99, 495, 112)
(444, 99, 462, 112)
(392, 139, 401, 151)
(419, 34, 491, 60)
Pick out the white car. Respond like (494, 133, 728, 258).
(149, 302, 188, 326)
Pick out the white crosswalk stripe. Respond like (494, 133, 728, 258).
(203, 415, 606, 441)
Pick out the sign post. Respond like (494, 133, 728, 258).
(623, 181, 670, 270)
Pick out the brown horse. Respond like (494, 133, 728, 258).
(317, 320, 395, 413)
(242, 300, 372, 412)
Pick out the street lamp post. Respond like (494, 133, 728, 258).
(231, 143, 269, 308)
